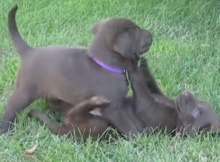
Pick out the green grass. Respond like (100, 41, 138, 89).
(1, 0, 220, 161)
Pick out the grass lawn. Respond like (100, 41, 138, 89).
(1, 0, 220, 161)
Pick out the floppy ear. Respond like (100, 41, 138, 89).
(113, 29, 138, 60)
(175, 97, 182, 113)
(92, 23, 100, 35)
(91, 20, 106, 35)
(136, 30, 153, 55)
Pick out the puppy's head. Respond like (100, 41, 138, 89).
(91, 18, 152, 60)
(176, 91, 220, 137)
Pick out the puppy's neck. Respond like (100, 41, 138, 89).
(88, 41, 131, 70)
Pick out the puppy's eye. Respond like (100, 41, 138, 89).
(192, 108, 201, 118)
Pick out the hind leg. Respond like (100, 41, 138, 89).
(65, 96, 110, 141)
(28, 108, 69, 135)
(0, 87, 39, 134)
(29, 96, 110, 139)
(67, 96, 110, 118)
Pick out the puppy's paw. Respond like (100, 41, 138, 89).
(178, 91, 195, 106)
(181, 91, 192, 97)
(90, 96, 110, 106)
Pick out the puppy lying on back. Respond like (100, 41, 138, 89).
(128, 58, 220, 136)
(29, 96, 111, 142)
(1, 5, 153, 135)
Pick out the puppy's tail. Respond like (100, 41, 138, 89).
(8, 5, 33, 58)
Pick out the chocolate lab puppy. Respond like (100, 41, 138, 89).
(29, 96, 111, 142)
(128, 61, 220, 136)
(1, 5, 153, 134)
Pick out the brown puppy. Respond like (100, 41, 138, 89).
(29, 96, 111, 142)
(1, 6, 153, 134)
(128, 61, 220, 136)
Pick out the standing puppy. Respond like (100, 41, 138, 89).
(1, 5, 153, 135)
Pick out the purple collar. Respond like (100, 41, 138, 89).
(92, 57, 125, 74)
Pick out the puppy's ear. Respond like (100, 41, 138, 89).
(91, 20, 106, 35)
(113, 29, 138, 60)
(136, 30, 153, 55)
(92, 23, 100, 35)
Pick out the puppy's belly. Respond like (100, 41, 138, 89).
(50, 73, 127, 106)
